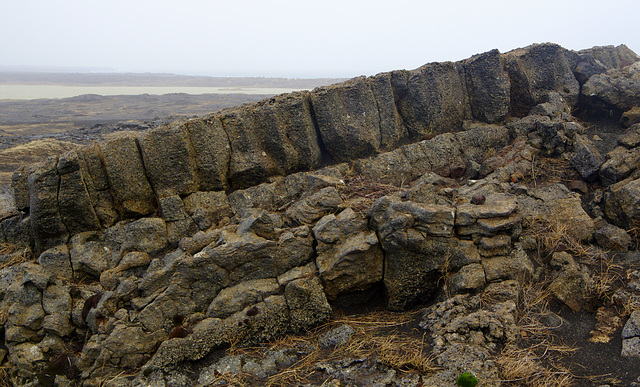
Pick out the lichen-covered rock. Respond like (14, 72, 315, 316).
(28, 158, 68, 253)
(181, 116, 231, 192)
(284, 187, 343, 226)
(285, 276, 332, 332)
(371, 196, 456, 310)
(604, 176, 640, 230)
(449, 263, 486, 294)
(38, 245, 73, 280)
(206, 278, 280, 319)
(56, 150, 102, 234)
(594, 223, 632, 251)
(548, 251, 594, 312)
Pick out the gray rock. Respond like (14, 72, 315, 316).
(38, 245, 73, 280)
(123, 218, 168, 255)
(548, 252, 593, 312)
(504, 43, 580, 116)
(181, 116, 230, 191)
(599, 146, 640, 186)
(99, 135, 155, 217)
(42, 313, 74, 337)
(582, 62, 640, 111)
(56, 150, 102, 235)
(618, 124, 640, 148)
(137, 124, 199, 198)
(310, 77, 382, 161)
(622, 310, 640, 339)
(182, 191, 232, 231)
(313, 208, 383, 299)
(450, 263, 486, 294)
(69, 233, 114, 277)
(28, 157, 68, 253)
(604, 177, 640, 229)
(482, 244, 534, 282)
(285, 276, 332, 332)
(463, 49, 510, 123)
(576, 44, 640, 83)
(318, 324, 356, 349)
(594, 223, 632, 251)
(284, 187, 343, 226)
(571, 134, 605, 180)
(622, 336, 640, 357)
(478, 235, 512, 257)
(206, 278, 280, 318)
(391, 61, 471, 137)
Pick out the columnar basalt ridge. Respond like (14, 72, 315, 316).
(1, 43, 640, 386)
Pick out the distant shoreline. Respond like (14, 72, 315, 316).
(0, 85, 306, 100)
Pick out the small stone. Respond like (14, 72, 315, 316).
(318, 324, 356, 349)
(470, 195, 486, 205)
(622, 310, 640, 339)
(622, 337, 640, 357)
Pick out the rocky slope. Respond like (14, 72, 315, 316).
(1, 43, 640, 386)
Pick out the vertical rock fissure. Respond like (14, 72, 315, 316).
(133, 136, 159, 208)
(307, 97, 336, 168)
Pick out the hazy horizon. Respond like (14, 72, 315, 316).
(2, 0, 639, 79)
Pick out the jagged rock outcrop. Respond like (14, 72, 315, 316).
(2, 42, 640, 385)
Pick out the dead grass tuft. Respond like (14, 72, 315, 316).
(496, 281, 578, 386)
(0, 242, 32, 270)
(337, 174, 403, 212)
(530, 155, 577, 187)
(217, 309, 436, 386)
(498, 344, 575, 387)
(0, 367, 11, 387)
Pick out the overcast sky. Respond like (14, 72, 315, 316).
(2, 0, 639, 78)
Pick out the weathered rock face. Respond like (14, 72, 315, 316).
(2, 42, 640, 386)
(504, 43, 580, 116)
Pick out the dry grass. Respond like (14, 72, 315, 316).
(337, 174, 403, 212)
(530, 155, 577, 187)
(0, 366, 11, 387)
(497, 344, 575, 387)
(523, 214, 597, 262)
(0, 242, 32, 270)
(495, 281, 578, 386)
(213, 310, 436, 387)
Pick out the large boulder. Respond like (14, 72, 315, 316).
(463, 49, 511, 123)
(137, 124, 199, 198)
(99, 135, 156, 217)
(181, 117, 231, 191)
(371, 196, 457, 310)
(56, 150, 102, 234)
(219, 91, 321, 189)
(604, 176, 640, 229)
(313, 208, 383, 299)
(582, 62, 640, 112)
(504, 43, 580, 116)
(391, 61, 471, 137)
(27, 158, 68, 253)
(310, 77, 383, 161)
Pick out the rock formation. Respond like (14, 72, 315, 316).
(2, 43, 640, 386)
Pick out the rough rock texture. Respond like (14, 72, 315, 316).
(3, 43, 640, 386)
